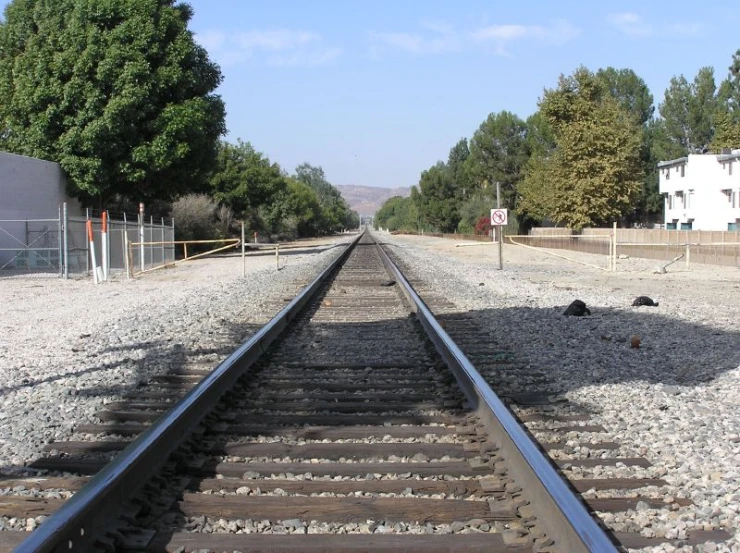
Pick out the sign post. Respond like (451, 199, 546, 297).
(490, 207, 508, 271)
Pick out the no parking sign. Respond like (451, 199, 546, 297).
(490, 208, 508, 226)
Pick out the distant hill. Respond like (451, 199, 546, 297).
(336, 185, 412, 216)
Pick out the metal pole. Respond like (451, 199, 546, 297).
(161, 217, 165, 267)
(496, 181, 503, 270)
(121, 213, 127, 275)
(139, 203, 145, 272)
(275, 244, 280, 270)
(62, 203, 69, 279)
(613, 222, 617, 272)
(241, 222, 246, 277)
(85, 208, 90, 274)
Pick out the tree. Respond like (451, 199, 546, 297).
(517, 67, 644, 229)
(279, 178, 323, 237)
(375, 195, 418, 232)
(293, 163, 355, 233)
(657, 67, 717, 155)
(713, 51, 740, 150)
(446, 138, 472, 198)
(465, 111, 529, 210)
(415, 162, 458, 232)
(597, 67, 661, 224)
(208, 140, 287, 232)
(0, 0, 225, 206)
(596, 67, 654, 125)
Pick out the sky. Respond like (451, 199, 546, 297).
(3, 1, 740, 189)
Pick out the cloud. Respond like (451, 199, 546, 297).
(470, 19, 580, 55)
(369, 20, 460, 55)
(608, 13, 702, 37)
(195, 29, 341, 67)
(608, 12, 652, 36)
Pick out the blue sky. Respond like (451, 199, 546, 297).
(3, 1, 740, 189)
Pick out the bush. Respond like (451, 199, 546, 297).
(171, 194, 218, 241)
(474, 215, 492, 236)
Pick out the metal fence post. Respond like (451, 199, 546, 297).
(63, 204, 69, 278)
(161, 217, 165, 266)
(139, 203, 145, 272)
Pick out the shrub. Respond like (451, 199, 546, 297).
(171, 194, 218, 241)
(474, 215, 492, 236)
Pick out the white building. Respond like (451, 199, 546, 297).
(658, 150, 740, 231)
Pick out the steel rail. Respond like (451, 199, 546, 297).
(14, 232, 363, 553)
(374, 234, 618, 553)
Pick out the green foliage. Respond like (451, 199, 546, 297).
(713, 51, 740, 150)
(375, 195, 418, 231)
(0, 0, 226, 206)
(447, 138, 472, 196)
(294, 163, 355, 233)
(171, 193, 217, 241)
(456, 189, 497, 234)
(517, 67, 644, 230)
(209, 139, 287, 231)
(596, 67, 655, 125)
(465, 111, 529, 209)
(415, 162, 459, 232)
(657, 68, 717, 154)
(597, 67, 661, 223)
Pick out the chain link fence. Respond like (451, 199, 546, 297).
(0, 204, 174, 279)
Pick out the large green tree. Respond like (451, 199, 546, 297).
(293, 163, 356, 232)
(415, 162, 459, 232)
(0, 0, 225, 206)
(465, 110, 529, 211)
(656, 67, 717, 155)
(596, 67, 661, 223)
(208, 139, 288, 231)
(517, 67, 644, 229)
(714, 51, 740, 149)
(375, 195, 418, 232)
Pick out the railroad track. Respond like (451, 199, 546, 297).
(2, 231, 701, 552)
(384, 241, 734, 552)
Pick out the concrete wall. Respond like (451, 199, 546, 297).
(659, 153, 740, 230)
(0, 151, 83, 219)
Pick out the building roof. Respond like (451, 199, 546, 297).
(657, 157, 688, 168)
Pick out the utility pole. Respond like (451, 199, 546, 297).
(496, 181, 503, 270)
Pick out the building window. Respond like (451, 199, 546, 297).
(730, 162, 734, 176)
(681, 221, 693, 230)
(729, 222, 738, 231)
(666, 194, 672, 209)
(667, 221, 677, 230)
(680, 165, 685, 177)
(686, 191, 693, 209)
(665, 168, 670, 180)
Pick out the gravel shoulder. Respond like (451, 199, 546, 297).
(0, 235, 352, 469)
(381, 232, 740, 553)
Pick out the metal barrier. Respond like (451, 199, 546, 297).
(0, 216, 62, 278)
(0, 204, 175, 279)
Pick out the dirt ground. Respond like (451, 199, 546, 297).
(384, 233, 740, 307)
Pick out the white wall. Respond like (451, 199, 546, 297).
(0, 151, 83, 220)
(659, 153, 740, 230)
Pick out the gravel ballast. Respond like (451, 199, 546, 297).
(0, 237, 349, 470)
(381, 232, 740, 553)
(2, 230, 739, 552)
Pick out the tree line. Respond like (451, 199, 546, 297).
(0, 0, 358, 240)
(377, 55, 740, 233)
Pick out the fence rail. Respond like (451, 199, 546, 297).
(391, 228, 740, 269)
